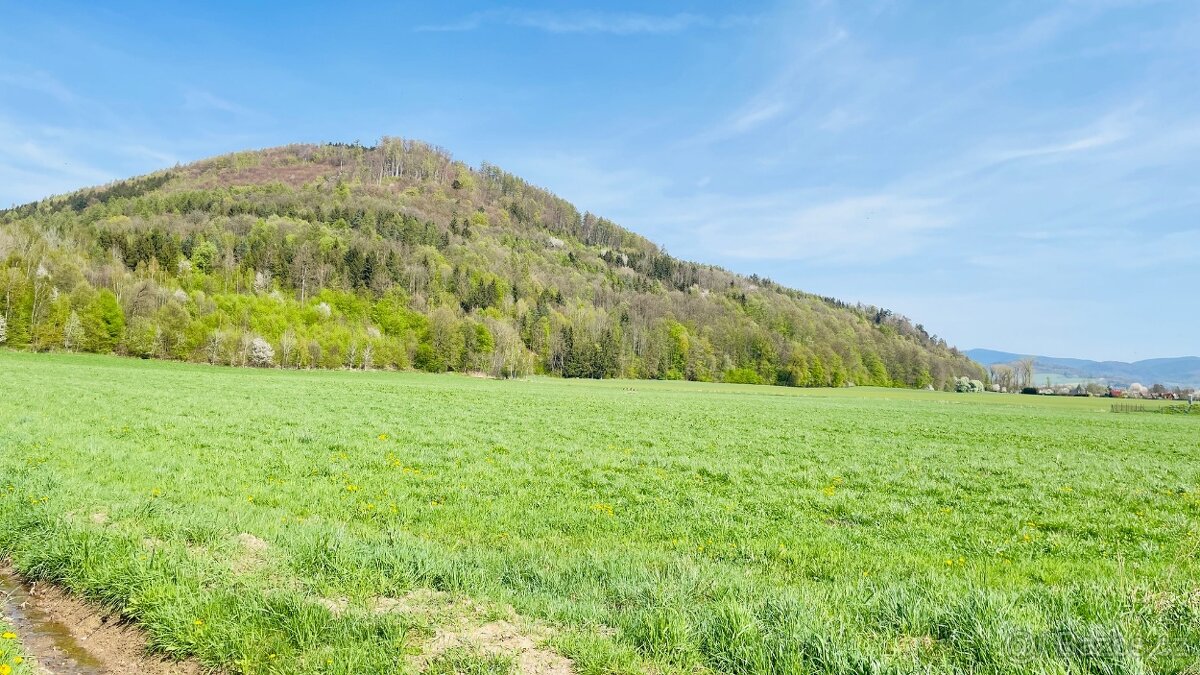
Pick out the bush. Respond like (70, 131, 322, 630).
(248, 337, 275, 367)
(955, 376, 984, 393)
(723, 368, 762, 385)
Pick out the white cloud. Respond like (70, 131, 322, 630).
(988, 127, 1127, 163)
(181, 89, 259, 118)
(687, 192, 950, 263)
(729, 102, 787, 134)
(0, 113, 181, 204)
(0, 69, 77, 104)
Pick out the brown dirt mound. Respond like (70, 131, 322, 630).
(315, 588, 576, 674)
(229, 533, 271, 575)
(426, 620, 573, 675)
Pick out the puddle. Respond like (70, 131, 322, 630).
(0, 567, 106, 673)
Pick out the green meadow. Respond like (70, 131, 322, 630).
(0, 350, 1197, 674)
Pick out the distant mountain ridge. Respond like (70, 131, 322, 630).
(967, 349, 1200, 388)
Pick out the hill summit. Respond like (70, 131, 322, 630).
(0, 139, 981, 387)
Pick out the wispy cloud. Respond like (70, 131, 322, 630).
(987, 126, 1128, 164)
(0, 69, 78, 104)
(181, 88, 260, 118)
(687, 192, 950, 264)
(686, 22, 870, 144)
(417, 9, 751, 35)
(0, 117, 116, 204)
(729, 102, 787, 134)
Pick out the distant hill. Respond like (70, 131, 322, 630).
(0, 140, 983, 389)
(967, 349, 1200, 388)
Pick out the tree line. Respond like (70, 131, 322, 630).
(0, 140, 984, 387)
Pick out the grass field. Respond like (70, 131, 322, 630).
(0, 351, 1197, 674)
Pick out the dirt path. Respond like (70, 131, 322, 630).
(0, 564, 203, 675)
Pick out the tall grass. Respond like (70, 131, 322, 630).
(0, 351, 1197, 674)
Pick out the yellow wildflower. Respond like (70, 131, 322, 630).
(0, 632, 13, 639)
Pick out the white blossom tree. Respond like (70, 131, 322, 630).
(248, 336, 275, 367)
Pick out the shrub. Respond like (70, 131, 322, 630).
(955, 376, 985, 393)
(248, 337, 275, 367)
(723, 368, 762, 385)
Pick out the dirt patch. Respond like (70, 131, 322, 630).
(229, 533, 271, 576)
(426, 620, 573, 675)
(892, 635, 937, 656)
(234, 533, 268, 554)
(316, 588, 575, 674)
(0, 564, 204, 674)
(314, 597, 348, 616)
(372, 588, 485, 618)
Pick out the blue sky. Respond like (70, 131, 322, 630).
(2, 1, 1197, 360)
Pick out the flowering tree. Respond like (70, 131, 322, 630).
(248, 337, 275, 367)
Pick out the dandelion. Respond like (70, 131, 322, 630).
(13, 657, 21, 664)
(0, 664, 11, 675)
(1, 632, 14, 639)
(345, 484, 359, 492)
(194, 619, 204, 626)
(378, 433, 388, 441)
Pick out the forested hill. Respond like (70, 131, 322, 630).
(0, 140, 983, 388)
